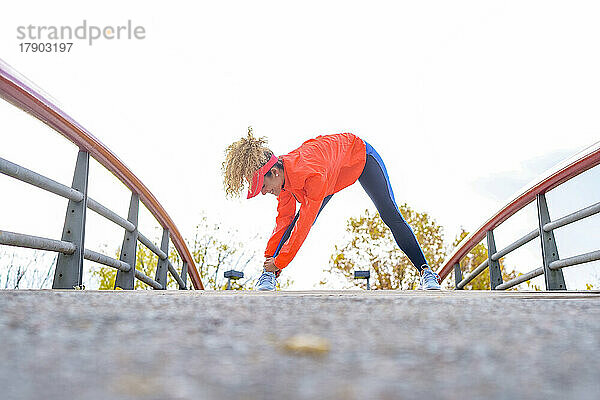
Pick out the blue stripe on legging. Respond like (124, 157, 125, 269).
(364, 140, 398, 206)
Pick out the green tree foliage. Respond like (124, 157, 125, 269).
(92, 223, 254, 290)
(187, 216, 293, 290)
(325, 204, 528, 290)
(450, 229, 519, 290)
(324, 204, 446, 290)
(189, 217, 255, 290)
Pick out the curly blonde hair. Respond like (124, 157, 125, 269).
(222, 127, 273, 198)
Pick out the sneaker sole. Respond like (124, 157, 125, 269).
(418, 285, 442, 290)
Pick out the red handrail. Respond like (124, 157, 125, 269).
(438, 141, 600, 281)
(0, 61, 204, 290)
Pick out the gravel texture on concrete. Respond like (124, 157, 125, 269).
(1, 290, 599, 400)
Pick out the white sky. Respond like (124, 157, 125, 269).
(1, 0, 599, 290)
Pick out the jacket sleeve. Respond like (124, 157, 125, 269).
(264, 190, 296, 258)
(273, 174, 328, 269)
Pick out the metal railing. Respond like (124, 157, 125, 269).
(439, 141, 600, 290)
(0, 59, 204, 290)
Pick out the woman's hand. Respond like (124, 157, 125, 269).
(263, 257, 279, 273)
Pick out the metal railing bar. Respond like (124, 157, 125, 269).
(496, 267, 544, 290)
(134, 269, 163, 289)
(0, 228, 173, 290)
(181, 262, 188, 289)
(457, 259, 489, 289)
(491, 229, 539, 261)
(0, 230, 76, 254)
(83, 249, 165, 289)
(138, 233, 167, 260)
(83, 249, 131, 272)
(87, 198, 135, 232)
(0, 156, 83, 202)
(0, 158, 138, 233)
(549, 250, 600, 270)
(543, 201, 600, 233)
(168, 261, 186, 289)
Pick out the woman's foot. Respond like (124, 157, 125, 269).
(418, 266, 441, 290)
(256, 270, 277, 291)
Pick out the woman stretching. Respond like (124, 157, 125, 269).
(222, 128, 441, 291)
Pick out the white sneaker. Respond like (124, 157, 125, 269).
(256, 270, 277, 291)
(418, 266, 441, 290)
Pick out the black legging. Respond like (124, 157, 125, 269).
(271, 142, 429, 272)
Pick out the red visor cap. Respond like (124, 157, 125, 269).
(247, 155, 279, 199)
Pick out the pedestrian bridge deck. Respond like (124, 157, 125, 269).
(1, 290, 599, 399)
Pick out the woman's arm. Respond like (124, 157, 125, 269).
(272, 174, 327, 269)
(264, 190, 296, 258)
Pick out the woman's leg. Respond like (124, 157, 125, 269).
(358, 142, 428, 272)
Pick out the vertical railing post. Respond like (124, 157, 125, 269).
(536, 194, 566, 290)
(454, 262, 463, 290)
(154, 229, 169, 290)
(114, 193, 139, 290)
(180, 262, 188, 290)
(53, 150, 89, 289)
(487, 230, 503, 290)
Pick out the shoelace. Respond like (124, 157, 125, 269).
(422, 270, 440, 285)
(257, 272, 276, 286)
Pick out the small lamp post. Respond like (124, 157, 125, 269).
(354, 270, 371, 290)
(224, 270, 244, 290)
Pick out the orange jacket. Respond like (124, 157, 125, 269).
(265, 133, 366, 269)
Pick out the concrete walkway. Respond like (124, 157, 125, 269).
(1, 290, 599, 400)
